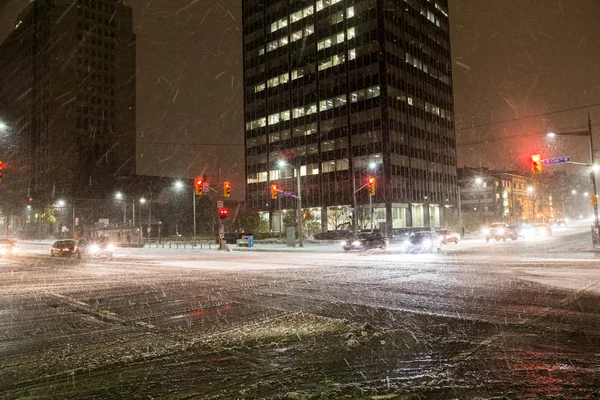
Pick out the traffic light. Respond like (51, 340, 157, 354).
(368, 177, 376, 196)
(219, 208, 229, 219)
(591, 195, 598, 207)
(194, 177, 203, 196)
(531, 154, 542, 174)
(0, 160, 3, 183)
(224, 181, 231, 197)
(271, 184, 278, 199)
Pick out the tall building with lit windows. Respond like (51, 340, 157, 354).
(242, 0, 457, 234)
(0, 0, 136, 218)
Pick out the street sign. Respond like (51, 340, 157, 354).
(202, 183, 209, 192)
(217, 200, 224, 209)
(542, 156, 570, 165)
(282, 191, 294, 197)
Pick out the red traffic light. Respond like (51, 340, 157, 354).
(368, 177, 375, 185)
(219, 208, 229, 219)
(195, 178, 203, 187)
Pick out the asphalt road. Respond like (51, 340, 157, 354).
(0, 228, 599, 399)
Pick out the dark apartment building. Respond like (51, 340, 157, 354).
(0, 0, 136, 229)
(242, 0, 457, 234)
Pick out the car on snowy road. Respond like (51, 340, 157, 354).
(0, 239, 19, 257)
(50, 240, 81, 258)
(77, 238, 114, 258)
(439, 229, 461, 244)
(400, 231, 443, 253)
(341, 233, 389, 252)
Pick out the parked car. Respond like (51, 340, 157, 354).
(0, 239, 19, 256)
(50, 240, 81, 258)
(342, 233, 389, 252)
(77, 237, 114, 258)
(401, 231, 443, 253)
(439, 229, 460, 244)
(482, 223, 519, 242)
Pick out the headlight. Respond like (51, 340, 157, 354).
(400, 241, 410, 249)
(352, 240, 362, 246)
(497, 228, 505, 234)
(107, 244, 115, 251)
(0, 248, 7, 255)
(11, 247, 19, 254)
(565, 218, 570, 223)
(422, 239, 433, 247)
(482, 228, 489, 234)
(89, 244, 100, 253)
(340, 240, 347, 246)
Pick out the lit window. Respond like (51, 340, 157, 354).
(347, 27, 355, 39)
(291, 30, 302, 42)
(349, 48, 356, 60)
(408, 97, 413, 106)
(304, 25, 314, 35)
(347, 6, 354, 18)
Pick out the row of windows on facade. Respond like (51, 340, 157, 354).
(246, 85, 380, 130)
(78, 46, 116, 61)
(76, 117, 114, 131)
(77, 34, 116, 50)
(399, 4, 451, 51)
(77, 23, 115, 38)
(76, 105, 116, 115)
(462, 179, 530, 190)
(246, 0, 449, 57)
(246, 86, 452, 136)
(78, 88, 114, 102)
(76, 8, 116, 27)
(249, 42, 451, 99)
(256, 0, 448, 40)
(78, 0, 116, 13)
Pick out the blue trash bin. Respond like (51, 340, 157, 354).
(247, 235, 254, 248)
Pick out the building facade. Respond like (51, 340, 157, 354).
(0, 0, 136, 232)
(242, 0, 457, 235)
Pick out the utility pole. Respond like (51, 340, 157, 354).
(351, 165, 358, 234)
(588, 113, 600, 244)
(192, 187, 196, 246)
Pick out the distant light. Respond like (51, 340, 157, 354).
(527, 186, 534, 193)
(115, 192, 123, 200)
(584, 192, 589, 196)
(0, 121, 7, 131)
(57, 200, 65, 207)
(593, 165, 600, 173)
(572, 190, 577, 195)
(278, 160, 287, 168)
(26, 205, 31, 210)
(547, 132, 556, 138)
(174, 180, 184, 190)
(475, 177, 483, 185)
(368, 162, 377, 169)
(140, 198, 146, 204)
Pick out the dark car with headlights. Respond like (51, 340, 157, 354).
(0, 239, 19, 257)
(50, 240, 81, 258)
(78, 237, 114, 258)
(400, 231, 443, 253)
(342, 233, 389, 252)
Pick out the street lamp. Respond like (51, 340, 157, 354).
(172, 179, 197, 245)
(278, 159, 303, 247)
(0, 121, 7, 131)
(57, 200, 65, 208)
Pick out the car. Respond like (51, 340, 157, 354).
(439, 229, 460, 244)
(51, 240, 81, 258)
(521, 224, 552, 238)
(341, 233, 389, 252)
(0, 239, 19, 256)
(77, 237, 114, 258)
(551, 219, 568, 228)
(482, 223, 519, 242)
(401, 231, 443, 253)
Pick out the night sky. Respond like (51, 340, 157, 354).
(1, 0, 599, 195)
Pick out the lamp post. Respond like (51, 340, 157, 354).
(278, 160, 303, 247)
(173, 180, 196, 245)
(115, 192, 126, 224)
(139, 198, 146, 246)
(527, 186, 536, 224)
